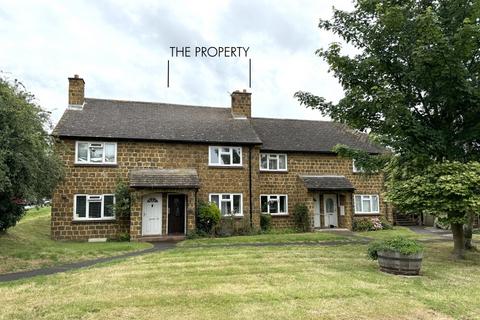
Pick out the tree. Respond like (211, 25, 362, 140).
(0, 76, 63, 231)
(295, 0, 480, 258)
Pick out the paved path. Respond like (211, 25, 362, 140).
(408, 226, 452, 238)
(0, 242, 176, 283)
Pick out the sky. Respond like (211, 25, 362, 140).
(0, 0, 356, 126)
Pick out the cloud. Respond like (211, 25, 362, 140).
(0, 0, 355, 125)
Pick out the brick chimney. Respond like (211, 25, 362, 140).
(68, 74, 85, 109)
(231, 89, 251, 118)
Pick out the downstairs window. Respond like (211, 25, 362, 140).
(74, 194, 115, 220)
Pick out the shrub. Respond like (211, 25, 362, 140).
(260, 214, 272, 231)
(114, 180, 131, 218)
(380, 217, 393, 230)
(367, 237, 423, 260)
(187, 229, 209, 239)
(353, 217, 375, 231)
(114, 232, 130, 242)
(197, 201, 221, 234)
(293, 203, 310, 232)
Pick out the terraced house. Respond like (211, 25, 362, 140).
(51, 75, 392, 241)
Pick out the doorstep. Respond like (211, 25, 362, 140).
(138, 234, 186, 242)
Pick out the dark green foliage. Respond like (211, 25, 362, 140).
(0, 77, 63, 231)
(111, 232, 130, 242)
(197, 201, 221, 235)
(293, 203, 310, 232)
(367, 237, 424, 260)
(353, 218, 375, 231)
(114, 180, 131, 218)
(380, 217, 393, 230)
(260, 214, 272, 232)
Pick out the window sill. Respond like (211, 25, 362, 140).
(208, 165, 244, 169)
(259, 170, 288, 174)
(72, 219, 117, 224)
(220, 215, 244, 219)
(269, 213, 289, 217)
(354, 213, 380, 216)
(74, 163, 118, 167)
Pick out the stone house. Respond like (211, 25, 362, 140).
(51, 75, 391, 241)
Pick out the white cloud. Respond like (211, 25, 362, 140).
(0, 0, 355, 124)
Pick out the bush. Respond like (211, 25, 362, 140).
(353, 217, 375, 231)
(197, 201, 221, 234)
(111, 232, 130, 242)
(260, 214, 272, 231)
(293, 203, 310, 232)
(186, 229, 209, 239)
(380, 217, 393, 230)
(367, 237, 423, 260)
(114, 180, 131, 218)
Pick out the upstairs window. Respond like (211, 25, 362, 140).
(261, 195, 288, 215)
(209, 193, 243, 216)
(74, 194, 115, 220)
(209, 146, 242, 166)
(260, 153, 287, 171)
(354, 195, 379, 214)
(76, 142, 117, 164)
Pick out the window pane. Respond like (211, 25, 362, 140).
(279, 196, 286, 213)
(232, 148, 241, 164)
(278, 155, 286, 169)
(222, 195, 230, 200)
(88, 201, 102, 218)
(261, 196, 268, 213)
(260, 154, 268, 169)
(210, 195, 219, 207)
(210, 147, 219, 164)
(221, 201, 231, 215)
(372, 196, 379, 212)
(220, 153, 231, 165)
(326, 198, 334, 213)
(89, 144, 103, 163)
(269, 198, 278, 214)
(105, 143, 116, 163)
(269, 158, 277, 170)
(104, 195, 114, 217)
(233, 195, 241, 214)
(77, 143, 88, 162)
(76, 196, 86, 218)
(363, 198, 371, 212)
(355, 196, 362, 212)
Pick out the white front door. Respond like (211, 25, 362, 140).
(314, 193, 321, 228)
(324, 194, 338, 228)
(142, 194, 162, 235)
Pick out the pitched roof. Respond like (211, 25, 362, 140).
(250, 118, 383, 154)
(299, 175, 355, 191)
(53, 98, 261, 144)
(129, 169, 200, 188)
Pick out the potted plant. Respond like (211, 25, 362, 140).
(367, 237, 424, 275)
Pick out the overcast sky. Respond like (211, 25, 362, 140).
(0, 0, 355, 126)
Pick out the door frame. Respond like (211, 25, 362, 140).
(142, 193, 163, 236)
(323, 193, 338, 227)
(313, 193, 321, 228)
(166, 193, 187, 235)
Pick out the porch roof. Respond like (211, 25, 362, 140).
(129, 168, 200, 189)
(299, 175, 355, 191)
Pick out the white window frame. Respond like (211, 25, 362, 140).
(352, 159, 365, 173)
(354, 194, 380, 214)
(209, 193, 243, 216)
(260, 153, 287, 171)
(75, 141, 117, 165)
(73, 194, 116, 220)
(260, 194, 288, 215)
(208, 146, 243, 167)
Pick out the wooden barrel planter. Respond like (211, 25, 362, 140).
(377, 250, 423, 276)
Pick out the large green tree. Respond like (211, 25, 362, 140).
(0, 76, 63, 231)
(296, 0, 480, 258)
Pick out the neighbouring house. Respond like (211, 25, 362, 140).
(51, 75, 392, 241)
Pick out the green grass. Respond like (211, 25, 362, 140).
(0, 236, 479, 319)
(0, 207, 151, 274)
(180, 231, 349, 247)
(355, 226, 436, 240)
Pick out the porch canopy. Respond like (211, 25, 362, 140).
(129, 168, 200, 189)
(300, 175, 355, 192)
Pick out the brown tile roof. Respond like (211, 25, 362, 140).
(251, 118, 383, 154)
(53, 98, 262, 144)
(299, 175, 355, 191)
(129, 169, 200, 189)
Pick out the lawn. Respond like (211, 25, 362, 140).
(1, 231, 479, 319)
(0, 207, 151, 274)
